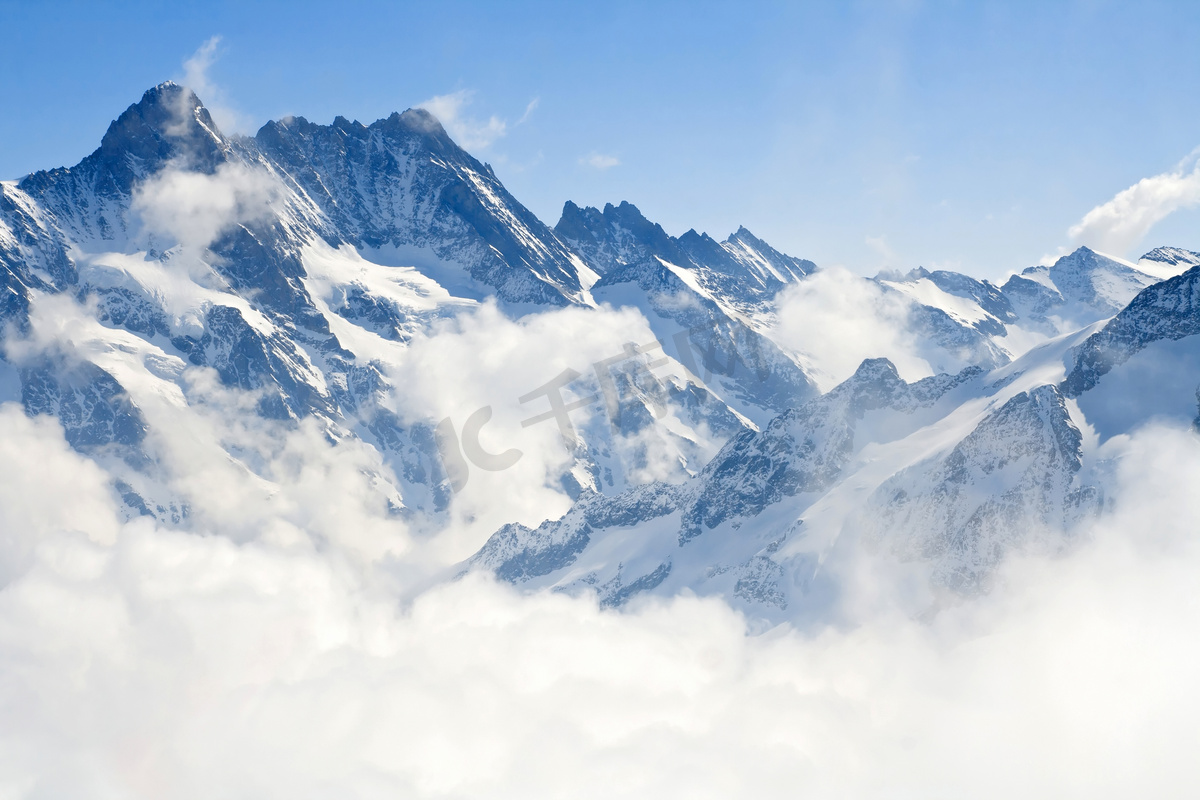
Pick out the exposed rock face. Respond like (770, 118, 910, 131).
(1, 82, 823, 526)
(555, 200, 820, 417)
(256, 109, 592, 306)
(678, 359, 982, 543)
(1062, 264, 1200, 397)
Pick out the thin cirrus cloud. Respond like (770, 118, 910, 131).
(580, 152, 620, 170)
(1069, 148, 1200, 256)
(516, 97, 540, 125)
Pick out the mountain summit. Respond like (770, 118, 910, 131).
(2, 82, 1198, 624)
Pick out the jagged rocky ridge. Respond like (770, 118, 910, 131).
(1063, 263, 1200, 396)
(468, 256, 1200, 615)
(4, 81, 1199, 623)
(469, 359, 990, 607)
(0, 82, 828, 520)
(999, 246, 1159, 333)
(554, 199, 822, 420)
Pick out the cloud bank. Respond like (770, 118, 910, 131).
(0, 401, 1198, 797)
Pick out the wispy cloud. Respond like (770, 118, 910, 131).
(865, 234, 898, 265)
(181, 36, 221, 97)
(516, 97, 540, 125)
(177, 35, 250, 134)
(418, 90, 508, 150)
(1069, 148, 1200, 255)
(580, 152, 620, 170)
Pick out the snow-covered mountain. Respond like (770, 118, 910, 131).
(466, 255, 1200, 619)
(1136, 245, 1200, 280)
(554, 199, 820, 422)
(3, 81, 1199, 627)
(0, 83, 826, 524)
(999, 246, 1159, 334)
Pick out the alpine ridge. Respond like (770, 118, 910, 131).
(1, 82, 1196, 625)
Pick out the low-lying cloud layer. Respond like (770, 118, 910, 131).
(1, 381, 1198, 797)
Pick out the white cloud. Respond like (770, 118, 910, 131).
(865, 234, 898, 265)
(580, 152, 620, 170)
(177, 35, 251, 134)
(768, 267, 934, 390)
(1069, 149, 1200, 255)
(181, 36, 221, 99)
(516, 97, 540, 125)
(131, 161, 281, 252)
(0, 407, 120, 584)
(417, 90, 509, 151)
(380, 300, 688, 562)
(1, 401, 1199, 796)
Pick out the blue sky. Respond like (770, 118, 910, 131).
(2, 0, 1199, 279)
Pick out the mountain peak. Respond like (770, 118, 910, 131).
(114, 82, 211, 135)
(1139, 246, 1200, 267)
(1018, 244, 1159, 316)
(1045, 245, 1124, 275)
(365, 108, 450, 149)
(96, 82, 225, 174)
(554, 200, 606, 245)
(396, 107, 445, 134)
(848, 356, 901, 384)
(17, 82, 229, 203)
(729, 225, 765, 246)
(1134, 246, 1200, 281)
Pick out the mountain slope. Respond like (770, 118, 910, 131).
(555, 200, 820, 423)
(465, 308, 1151, 617)
(1137, 246, 1200, 280)
(1000, 246, 1158, 334)
(256, 110, 595, 307)
(6, 80, 1199, 629)
(1, 83, 828, 527)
